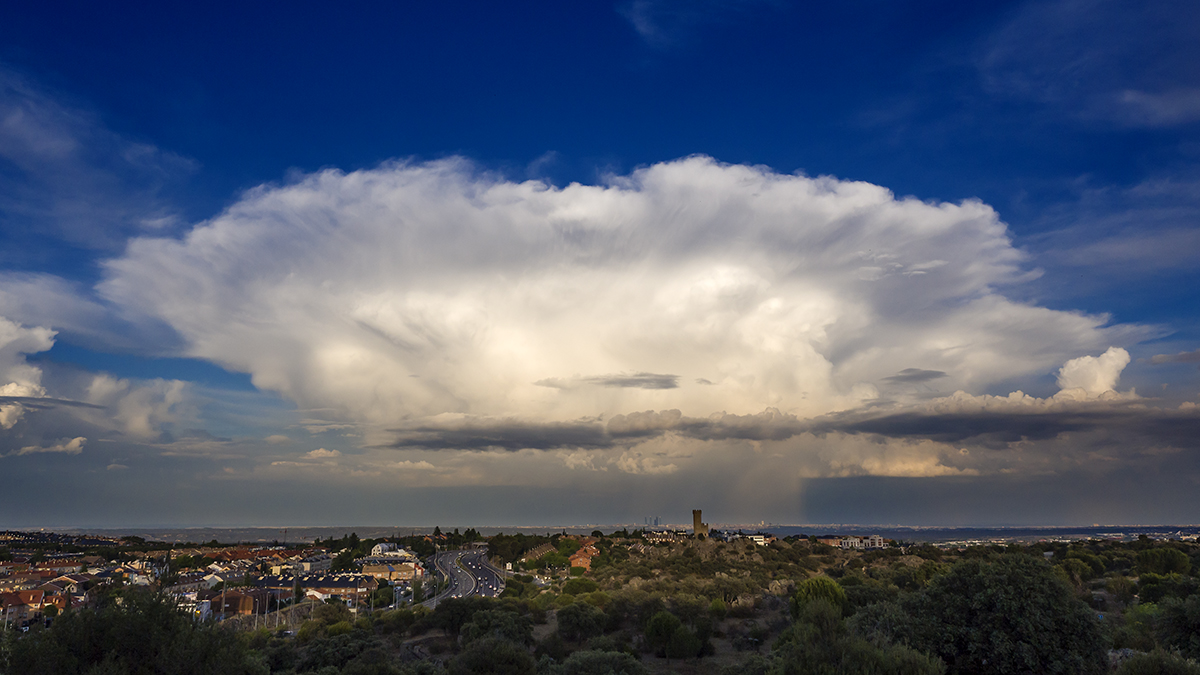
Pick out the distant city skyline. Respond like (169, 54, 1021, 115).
(1, 2, 1198, 527)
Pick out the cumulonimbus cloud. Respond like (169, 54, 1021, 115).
(97, 157, 1142, 444)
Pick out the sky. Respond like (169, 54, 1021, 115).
(1, 0, 1198, 528)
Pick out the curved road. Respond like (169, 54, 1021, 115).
(422, 549, 505, 608)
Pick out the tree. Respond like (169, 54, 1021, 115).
(774, 599, 945, 675)
(1137, 573, 1198, 603)
(885, 555, 1107, 675)
(461, 609, 533, 647)
(1156, 595, 1200, 660)
(556, 602, 606, 642)
(312, 601, 353, 625)
(332, 549, 358, 572)
(4, 591, 266, 675)
(1115, 650, 1200, 675)
(430, 596, 492, 638)
(1137, 548, 1191, 575)
(644, 610, 682, 655)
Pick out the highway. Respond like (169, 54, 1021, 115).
(422, 549, 505, 607)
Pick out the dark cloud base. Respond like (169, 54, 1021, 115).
(883, 368, 948, 383)
(533, 372, 680, 390)
(387, 404, 1200, 453)
(0, 395, 105, 410)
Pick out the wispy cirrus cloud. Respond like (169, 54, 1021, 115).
(978, 0, 1200, 128)
(0, 64, 196, 256)
(618, 0, 781, 50)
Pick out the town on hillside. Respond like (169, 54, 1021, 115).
(3, 519, 1199, 675)
(1, 518, 890, 631)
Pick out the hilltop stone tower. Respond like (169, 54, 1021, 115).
(693, 510, 709, 539)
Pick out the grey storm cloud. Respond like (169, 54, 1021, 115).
(388, 408, 810, 451)
(882, 368, 948, 384)
(387, 418, 615, 451)
(807, 404, 1200, 451)
(1149, 349, 1200, 365)
(387, 399, 1200, 457)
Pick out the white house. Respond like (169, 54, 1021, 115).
(839, 535, 886, 550)
(371, 543, 398, 557)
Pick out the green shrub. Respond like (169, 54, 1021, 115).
(790, 577, 846, 618)
(556, 602, 606, 642)
(666, 624, 702, 660)
(460, 609, 533, 647)
(544, 649, 648, 675)
(1116, 649, 1200, 675)
(448, 636, 536, 675)
(1137, 548, 1192, 575)
(709, 597, 728, 620)
(1157, 596, 1200, 659)
(562, 577, 599, 595)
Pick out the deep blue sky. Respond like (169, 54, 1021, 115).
(4, 2, 1195, 327)
(1, 1, 1198, 527)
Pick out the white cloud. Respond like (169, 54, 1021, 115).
(83, 374, 190, 440)
(394, 460, 436, 470)
(13, 436, 85, 456)
(305, 447, 340, 458)
(0, 315, 54, 428)
(616, 451, 678, 475)
(98, 157, 1132, 439)
(1056, 346, 1130, 396)
(891, 346, 1136, 416)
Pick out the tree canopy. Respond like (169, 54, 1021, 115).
(862, 555, 1108, 675)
